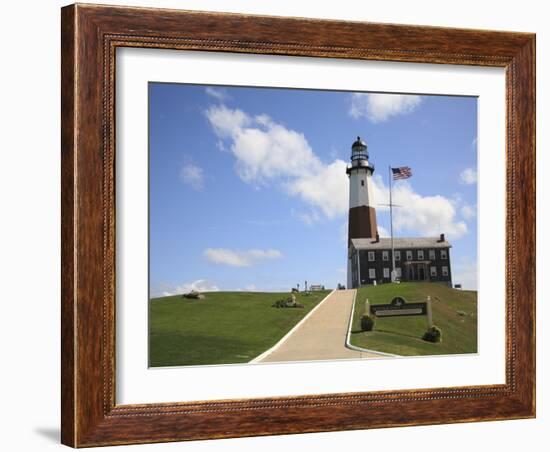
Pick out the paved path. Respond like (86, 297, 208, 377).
(258, 289, 383, 363)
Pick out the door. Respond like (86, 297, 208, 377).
(418, 265, 425, 281)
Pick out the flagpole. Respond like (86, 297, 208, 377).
(389, 165, 395, 282)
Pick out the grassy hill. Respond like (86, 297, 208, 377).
(350, 283, 477, 356)
(149, 290, 331, 367)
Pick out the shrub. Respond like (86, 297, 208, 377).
(182, 290, 204, 300)
(360, 315, 375, 331)
(422, 325, 443, 343)
(272, 297, 304, 308)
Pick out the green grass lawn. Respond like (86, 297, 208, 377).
(149, 290, 331, 367)
(350, 282, 477, 356)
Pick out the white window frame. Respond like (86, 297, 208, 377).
(429, 249, 436, 260)
(395, 267, 402, 278)
(406, 250, 413, 261)
(440, 249, 448, 259)
(442, 266, 449, 276)
(430, 266, 437, 277)
(418, 250, 424, 260)
(368, 251, 375, 262)
(382, 251, 389, 261)
(383, 268, 390, 278)
(394, 250, 401, 261)
(368, 268, 376, 279)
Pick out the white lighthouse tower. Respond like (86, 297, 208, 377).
(346, 137, 378, 288)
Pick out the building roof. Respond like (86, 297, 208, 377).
(351, 236, 451, 250)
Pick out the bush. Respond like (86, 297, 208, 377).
(272, 297, 304, 308)
(182, 290, 204, 300)
(360, 315, 375, 331)
(422, 325, 442, 343)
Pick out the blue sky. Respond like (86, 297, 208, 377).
(149, 83, 478, 295)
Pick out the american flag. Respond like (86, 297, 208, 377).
(392, 166, 412, 180)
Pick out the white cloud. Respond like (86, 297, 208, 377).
(215, 139, 226, 152)
(377, 225, 390, 237)
(205, 87, 230, 102)
(206, 105, 344, 220)
(238, 284, 258, 291)
(206, 104, 467, 239)
(206, 104, 251, 138)
(204, 248, 283, 267)
(247, 249, 283, 259)
(294, 210, 321, 226)
(461, 204, 476, 220)
(349, 93, 422, 123)
(339, 222, 348, 243)
(453, 257, 478, 291)
(459, 167, 477, 185)
(373, 177, 468, 240)
(180, 163, 204, 190)
(158, 279, 220, 297)
(288, 160, 349, 218)
(229, 120, 317, 182)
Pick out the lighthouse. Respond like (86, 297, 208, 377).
(346, 137, 378, 288)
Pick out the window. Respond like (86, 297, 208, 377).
(395, 267, 402, 278)
(361, 180, 365, 186)
(369, 268, 376, 279)
(395, 250, 401, 261)
(368, 251, 375, 262)
(442, 266, 449, 276)
(430, 266, 437, 277)
(440, 249, 448, 259)
(418, 250, 424, 260)
(429, 249, 436, 260)
(406, 250, 413, 261)
(383, 268, 390, 278)
(382, 251, 389, 261)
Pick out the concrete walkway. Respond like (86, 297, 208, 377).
(258, 289, 383, 363)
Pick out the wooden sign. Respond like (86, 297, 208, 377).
(370, 297, 431, 324)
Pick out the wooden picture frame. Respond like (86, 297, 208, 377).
(61, 3, 535, 447)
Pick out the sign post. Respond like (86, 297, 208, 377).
(364, 298, 370, 317)
(426, 296, 433, 328)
